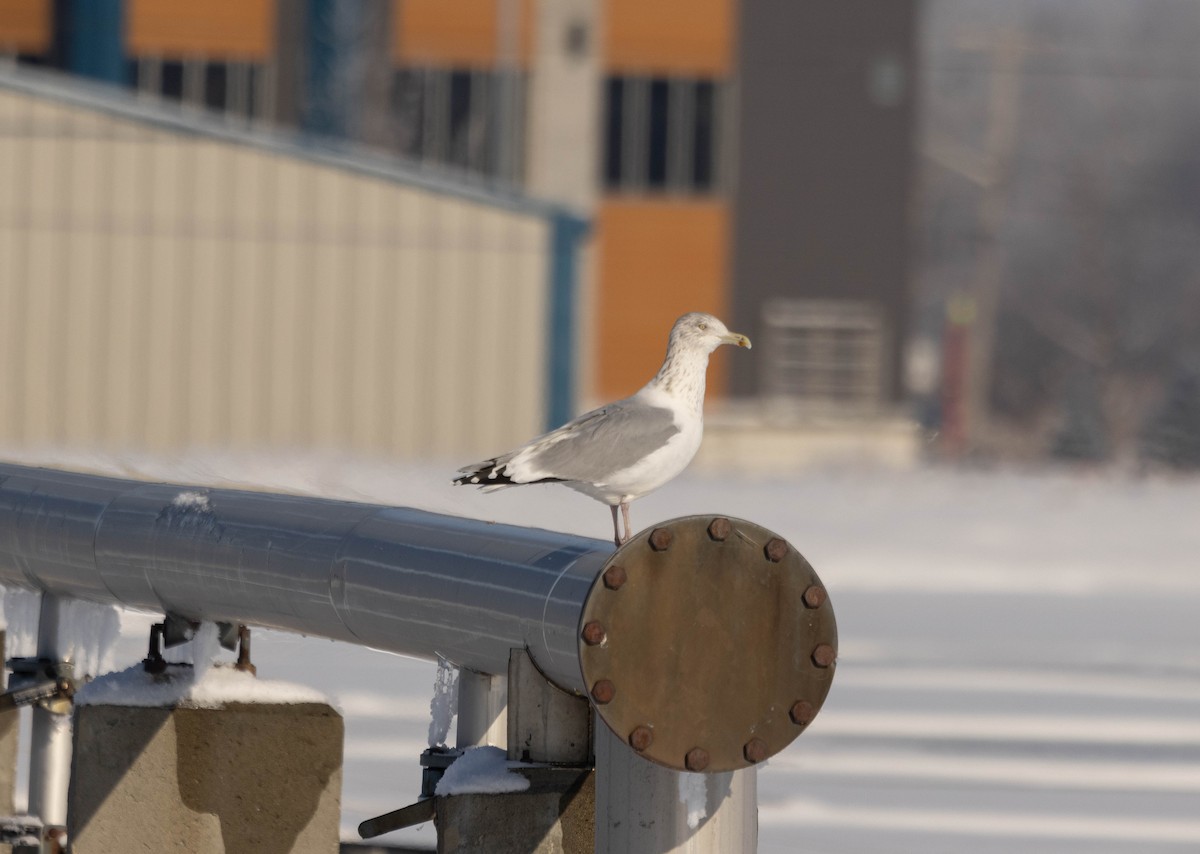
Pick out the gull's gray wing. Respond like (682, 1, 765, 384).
(520, 398, 680, 483)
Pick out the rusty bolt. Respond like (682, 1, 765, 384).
(707, 517, 732, 541)
(743, 737, 769, 764)
(603, 564, 627, 590)
(811, 643, 837, 668)
(803, 584, 827, 608)
(789, 700, 815, 726)
(764, 537, 789, 562)
(649, 527, 673, 551)
(591, 679, 616, 705)
(684, 747, 710, 772)
(628, 725, 654, 752)
(581, 621, 607, 646)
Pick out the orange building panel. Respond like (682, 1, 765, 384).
(605, 0, 733, 76)
(595, 199, 731, 400)
(0, 0, 50, 53)
(393, 0, 533, 68)
(128, 0, 275, 59)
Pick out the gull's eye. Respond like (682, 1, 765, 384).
(698, 322, 709, 331)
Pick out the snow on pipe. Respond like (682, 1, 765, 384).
(0, 462, 610, 693)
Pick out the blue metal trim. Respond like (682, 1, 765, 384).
(546, 212, 591, 430)
(302, 0, 344, 139)
(66, 0, 127, 85)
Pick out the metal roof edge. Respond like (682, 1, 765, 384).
(0, 64, 587, 224)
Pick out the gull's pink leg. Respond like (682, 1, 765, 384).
(611, 504, 622, 547)
(620, 502, 632, 545)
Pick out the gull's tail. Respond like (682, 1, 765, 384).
(453, 458, 564, 491)
(453, 459, 517, 491)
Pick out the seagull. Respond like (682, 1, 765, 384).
(453, 312, 752, 546)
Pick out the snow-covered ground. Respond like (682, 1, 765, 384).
(4, 452, 1200, 852)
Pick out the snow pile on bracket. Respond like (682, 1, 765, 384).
(75, 662, 330, 709)
(434, 746, 531, 796)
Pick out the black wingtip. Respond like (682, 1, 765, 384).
(454, 460, 515, 487)
(453, 465, 566, 488)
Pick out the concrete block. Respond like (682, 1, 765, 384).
(69, 702, 342, 854)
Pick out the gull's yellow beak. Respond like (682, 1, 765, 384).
(723, 332, 752, 350)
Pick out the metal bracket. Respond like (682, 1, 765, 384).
(0, 814, 42, 847)
(143, 619, 254, 675)
(233, 624, 256, 675)
(2, 659, 75, 714)
(507, 649, 592, 765)
(356, 747, 455, 839)
(162, 612, 200, 647)
(358, 796, 437, 839)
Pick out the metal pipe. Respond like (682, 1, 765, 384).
(0, 463, 838, 780)
(0, 463, 611, 691)
(27, 594, 73, 829)
(595, 726, 758, 852)
(456, 669, 507, 748)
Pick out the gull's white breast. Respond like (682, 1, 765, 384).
(569, 388, 703, 505)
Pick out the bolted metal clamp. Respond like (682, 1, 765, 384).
(578, 515, 837, 773)
(2, 658, 76, 714)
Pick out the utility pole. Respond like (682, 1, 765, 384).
(925, 26, 1033, 455)
(963, 27, 1026, 454)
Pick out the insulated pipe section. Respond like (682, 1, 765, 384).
(0, 463, 608, 691)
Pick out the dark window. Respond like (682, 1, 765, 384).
(604, 77, 624, 186)
(244, 66, 260, 119)
(160, 60, 184, 100)
(602, 74, 722, 195)
(693, 81, 716, 191)
(204, 64, 227, 111)
(15, 53, 52, 68)
(647, 79, 669, 189)
(392, 68, 426, 160)
(391, 65, 526, 182)
(448, 70, 472, 168)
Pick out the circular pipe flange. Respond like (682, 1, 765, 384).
(579, 515, 837, 772)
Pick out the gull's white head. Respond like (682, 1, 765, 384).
(668, 312, 753, 355)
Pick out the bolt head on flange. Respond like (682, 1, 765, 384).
(803, 584, 827, 608)
(603, 565, 627, 590)
(707, 517, 732, 541)
(743, 738, 768, 764)
(811, 643, 837, 668)
(649, 527, 673, 551)
(591, 679, 616, 704)
(685, 747, 710, 772)
(629, 725, 654, 752)
(581, 621, 606, 646)
(789, 700, 814, 725)
(764, 537, 789, 562)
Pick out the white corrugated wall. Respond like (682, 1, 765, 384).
(0, 81, 557, 459)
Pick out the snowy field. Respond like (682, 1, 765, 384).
(3, 451, 1200, 853)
